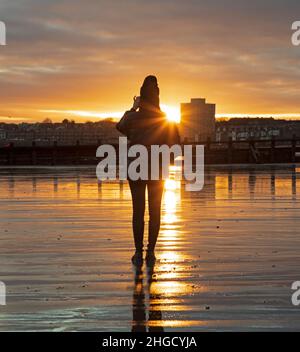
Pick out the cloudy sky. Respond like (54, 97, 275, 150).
(0, 0, 300, 122)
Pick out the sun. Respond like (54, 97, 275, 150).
(161, 104, 180, 123)
(45, 105, 181, 123)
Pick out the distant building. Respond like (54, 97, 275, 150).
(180, 98, 216, 142)
(0, 129, 6, 140)
(215, 118, 300, 142)
(0, 120, 121, 147)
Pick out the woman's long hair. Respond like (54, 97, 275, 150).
(139, 75, 161, 114)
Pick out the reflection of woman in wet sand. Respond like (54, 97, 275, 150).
(117, 75, 180, 265)
(131, 263, 164, 332)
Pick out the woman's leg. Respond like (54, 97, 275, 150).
(147, 180, 164, 251)
(129, 180, 146, 251)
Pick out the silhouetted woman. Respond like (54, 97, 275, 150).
(116, 75, 180, 265)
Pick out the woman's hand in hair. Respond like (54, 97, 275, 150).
(132, 96, 141, 111)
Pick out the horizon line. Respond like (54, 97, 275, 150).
(1, 110, 300, 123)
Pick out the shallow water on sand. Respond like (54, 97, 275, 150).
(0, 165, 300, 331)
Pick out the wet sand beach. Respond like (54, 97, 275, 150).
(0, 165, 300, 331)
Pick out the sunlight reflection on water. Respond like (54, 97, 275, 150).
(1, 166, 300, 330)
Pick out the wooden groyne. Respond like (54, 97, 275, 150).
(0, 138, 299, 165)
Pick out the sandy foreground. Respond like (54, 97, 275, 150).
(0, 165, 300, 331)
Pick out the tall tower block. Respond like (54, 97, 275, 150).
(180, 98, 216, 142)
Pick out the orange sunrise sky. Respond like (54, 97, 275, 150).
(0, 0, 300, 122)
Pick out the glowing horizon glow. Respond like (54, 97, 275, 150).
(36, 108, 300, 124)
(41, 105, 182, 122)
(40, 109, 123, 120)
